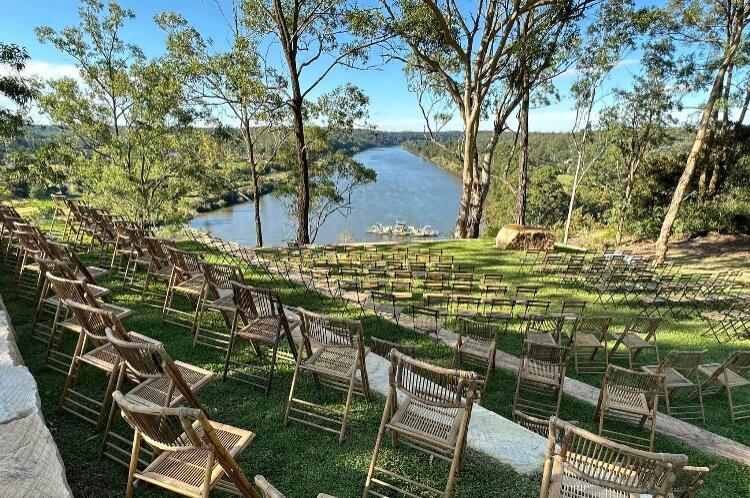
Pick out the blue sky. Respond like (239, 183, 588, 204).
(0, 0, 696, 132)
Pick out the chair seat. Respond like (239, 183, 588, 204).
(605, 386, 650, 416)
(152, 264, 173, 278)
(237, 317, 282, 344)
(391, 291, 413, 301)
(527, 331, 557, 347)
(128, 361, 215, 406)
(697, 364, 750, 388)
(137, 420, 254, 497)
(459, 337, 493, 360)
(641, 365, 694, 389)
(573, 333, 603, 349)
(619, 333, 654, 350)
(206, 294, 235, 312)
(389, 396, 462, 450)
(173, 275, 205, 295)
(81, 343, 119, 372)
(303, 346, 359, 379)
(83, 266, 108, 280)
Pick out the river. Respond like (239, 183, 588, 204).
(189, 146, 462, 247)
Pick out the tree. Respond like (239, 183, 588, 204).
(36, 0, 219, 226)
(600, 39, 684, 246)
(0, 43, 35, 141)
(157, 3, 285, 247)
(241, 0, 385, 244)
(380, 0, 590, 237)
(561, 0, 645, 244)
(656, 0, 750, 263)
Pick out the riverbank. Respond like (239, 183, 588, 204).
(400, 141, 463, 175)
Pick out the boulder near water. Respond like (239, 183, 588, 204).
(495, 224, 555, 250)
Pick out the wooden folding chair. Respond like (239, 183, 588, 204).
(102, 326, 215, 468)
(642, 350, 706, 422)
(524, 314, 565, 346)
(222, 283, 297, 394)
(162, 246, 205, 331)
(672, 466, 710, 498)
(513, 341, 569, 420)
(141, 236, 174, 306)
(193, 261, 246, 350)
(284, 309, 371, 443)
(111, 391, 257, 498)
(595, 365, 662, 451)
(453, 317, 499, 404)
(540, 417, 687, 497)
(363, 351, 476, 498)
(567, 316, 611, 374)
(608, 315, 661, 368)
(696, 350, 750, 423)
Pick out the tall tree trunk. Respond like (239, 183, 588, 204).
(615, 160, 638, 247)
(453, 112, 479, 239)
(243, 121, 263, 247)
(709, 64, 735, 197)
(655, 38, 742, 264)
(290, 92, 310, 245)
(516, 87, 530, 226)
(562, 151, 583, 244)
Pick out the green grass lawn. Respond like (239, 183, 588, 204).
(2, 206, 749, 497)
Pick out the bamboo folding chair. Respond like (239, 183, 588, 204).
(193, 261, 246, 349)
(700, 303, 747, 343)
(12, 226, 45, 300)
(453, 317, 499, 404)
(111, 391, 257, 498)
(513, 341, 569, 421)
(479, 273, 506, 298)
(58, 300, 142, 430)
(363, 289, 403, 325)
(483, 296, 517, 336)
(162, 246, 205, 331)
(672, 466, 710, 498)
(595, 365, 662, 451)
(141, 237, 174, 306)
(47, 240, 109, 283)
(696, 350, 750, 423)
(42, 271, 131, 375)
(284, 309, 371, 443)
(451, 294, 482, 321)
(642, 350, 706, 422)
(102, 326, 215, 468)
(370, 336, 417, 359)
(540, 417, 687, 498)
(363, 351, 476, 498)
(567, 316, 611, 374)
(222, 283, 297, 394)
(49, 193, 72, 237)
(608, 315, 661, 368)
(524, 314, 565, 346)
(410, 303, 446, 337)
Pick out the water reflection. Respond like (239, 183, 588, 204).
(189, 147, 462, 247)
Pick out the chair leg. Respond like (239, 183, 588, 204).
(125, 430, 141, 498)
(284, 358, 303, 427)
(339, 370, 357, 444)
(362, 394, 392, 498)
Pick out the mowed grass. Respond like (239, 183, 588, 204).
(1, 217, 749, 496)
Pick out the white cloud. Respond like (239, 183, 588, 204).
(0, 60, 81, 82)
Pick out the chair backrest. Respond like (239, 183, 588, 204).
(520, 340, 569, 379)
(44, 270, 91, 305)
(202, 262, 244, 298)
(143, 236, 170, 261)
(603, 365, 662, 411)
(390, 350, 476, 409)
(526, 314, 565, 334)
(541, 417, 687, 497)
(371, 337, 417, 359)
(457, 317, 500, 346)
(62, 299, 116, 343)
(570, 316, 612, 340)
(166, 246, 202, 277)
(726, 350, 750, 376)
(298, 308, 363, 350)
(561, 300, 586, 315)
(232, 282, 286, 326)
(625, 315, 661, 337)
(48, 242, 97, 284)
(659, 350, 706, 377)
(671, 466, 709, 498)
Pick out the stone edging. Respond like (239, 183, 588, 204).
(0, 295, 72, 498)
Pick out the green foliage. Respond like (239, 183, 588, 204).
(0, 42, 35, 141)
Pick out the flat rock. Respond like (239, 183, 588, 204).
(495, 224, 555, 251)
(0, 410, 72, 497)
(0, 366, 40, 424)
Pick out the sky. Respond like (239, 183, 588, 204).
(0, 0, 699, 132)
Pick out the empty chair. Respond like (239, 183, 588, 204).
(111, 391, 257, 498)
(141, 237, 173, 306)
(193, 261, 246, 350)
(363, 351, 476, 498)
(222, 283, 297, 394)
(162, 246, 205, 331)
(370, 336, 417, 359)
(568, 316, 611, 374)
(540, 417, 687, 498)
(642, 350, 706, 422)
(285, 309, 371, 443)
(595, 365, 662, 451)
(524, 314, 565, 346)
(410, 303, 445, 337)
(672, 466, 710, 498)
(362, 289, 402, 325)
(697, 350, 750, 423)
(513, 341, 569, 421)
(608, 315, 661, 368)
(453, 317, 500, 404)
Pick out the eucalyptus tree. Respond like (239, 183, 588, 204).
(0, 42, 35, 141)
(36, 0, 218, 226)
(600, 40, 685, 246)
(157, 3, 285, 247)
(379, 0, 591, 237)
(656, 0, 750, 263)
(561, 0, 647, 244)
(240, 0, 385, 244)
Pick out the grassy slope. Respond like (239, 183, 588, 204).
(2, 207, 749, 496)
